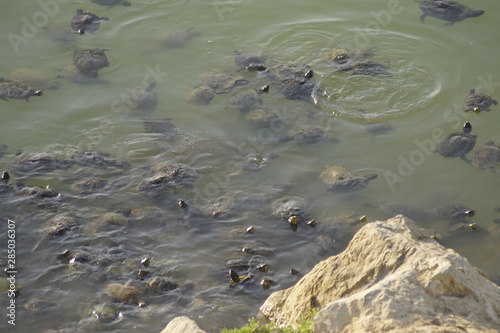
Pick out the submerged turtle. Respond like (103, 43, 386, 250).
(244, 107, 279, 124)
(91, 0, 131, 6)
(105, 283, 142, 305)
(10, 68, 59, 90)
(435, 203, 474, 222)
(418, 0, 484, 25)
(185, 85, 215, 105)
(39, 214, 79, 238)
(151, 162, 199, 187)
(320, 165, 377, 192)
(142, 117, 179, 138)
(71, 10, 109, 33)
(42, 26, 78, 46)
(234, 51, 267, 71)
(464, 89, 497, 112)
(226, 85, 269, 112)
(13, 152, 74, 175)
(16, 183, 59, 199)
(471, 141, 500, 171)
(85, 212, 129, 234)
(323, 47, 376, 64)
(69, 150, 129, 169)
(0, 78, 42, 102)
(123, 82, 158, 112)
(196, 72, 249, 94)
(57, 65, 107, 85)
(435, 121, 476, 161)
(157, 28, 201, 50)
(73, 48, 109, 78)
(336, 60, 391, 76)
(280, 124, 337, 145)
(70, 177, 121, 194)
(267, 64, 315, 101)
(272, 196, 309, 220)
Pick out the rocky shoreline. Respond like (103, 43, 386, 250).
(161, 215, 500, 333)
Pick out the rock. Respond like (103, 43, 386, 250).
(160, 316, 207, 333)
(259, 215, 500, 333)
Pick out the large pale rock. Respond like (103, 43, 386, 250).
(259, 215, 500, 333)
(160, 316, 206, 333)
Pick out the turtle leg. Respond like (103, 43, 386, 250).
(0, 96, 8, 102)
(460, 155, 471, 164)
(419, 13, 427, 22)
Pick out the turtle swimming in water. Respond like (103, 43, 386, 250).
(464, 89, 497, 112)
(226, 85, 269, 112)
(123, 82, 158, 113)
(91, 0, 131, 7)
(320, 166, 377, 192)
(471, 141, 500, 172)
(418, 0, 484, 25)
(0, 78, 42, 102)
(10, 68, 59, 90)
(336, 60, 391, 77)
(73, 48, 109, 78)
(71, 10, 109, 34)
(195, 72, 249, 94)
(234, 51, 267, 71)
(435, 121, 476, 162)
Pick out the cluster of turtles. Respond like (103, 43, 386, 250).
(1, 0, 499, 331)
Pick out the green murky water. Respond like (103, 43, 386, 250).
(1, 0, 499, 332)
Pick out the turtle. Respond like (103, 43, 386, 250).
(196, 72, 249, 94)
(91, 0, 131, 7)
(105, 283, 142, 305)
(362, 122, 393, 136)
(86, 304, 120, 324)
(145, 276, 178, 294)
(320, 165, 378, 192)
(0, 78, 42, 102)
(10, 68, 59, 90)
(0, 172, 14, 196)
(435, 121, 476, 161)
(57, 65, 107, 85)
(206, 196, 235, 217)
(336, 60, 391, 76)
(244, 107, 279, 124)
(23, 299, 60, 313)
(119, 206, 166, 225)
(323, 47, 376, 64)
(267, 64, 315, 101)
(271, 196, 309, 220)
(85, 212, 129, 234)
(464, 89, 497, 112)
(13, 152, 74, 175)
(70, 177, 122, 194)
(234, 51, 267, 71)
(69, 150, 129, 169)
(71, 10, 109, 33)
(157, 28, 201, 50)
(123, 82, 158, 112)
(39, 214, 79, 238)
(471, 141, 500, 172)
(151, 162, 199, 187)
(243, 152, 278, 171)
(185, 85, 215, 105)
(435, 203, 475, 222)
(280, 124, 337, 145)
(142, 117, 180, 139)
(73, 48, 109, 78)
(418, 0, 484, 25)
(16, 183, 59, 199)
(226, 85, 269, 112)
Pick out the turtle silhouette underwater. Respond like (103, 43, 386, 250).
(418, 0, 484, 25)
(0, 78, 42, 102)
(464, 89, 497, 112)
(471, 141, 500, 172)
(71, 10, 109, 34)
(435, 121, 476, 162)
(73, 48, 110, 78)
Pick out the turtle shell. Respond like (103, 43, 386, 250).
(471, 141, 500, 171)
(196, 72, 249, 94)
(73, 48, 109, 78)
(464, 89, 497, 112)
(0, 79, 42, 102)
(418, 0, 484, 24)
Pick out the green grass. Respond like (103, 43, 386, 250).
(221, 309, 318, 333)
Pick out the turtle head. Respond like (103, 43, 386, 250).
(463, 121, 472, 134)
(304, 69, 314, 79)
(259, 85, 270, 94)
(473, 107, 481, 112)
